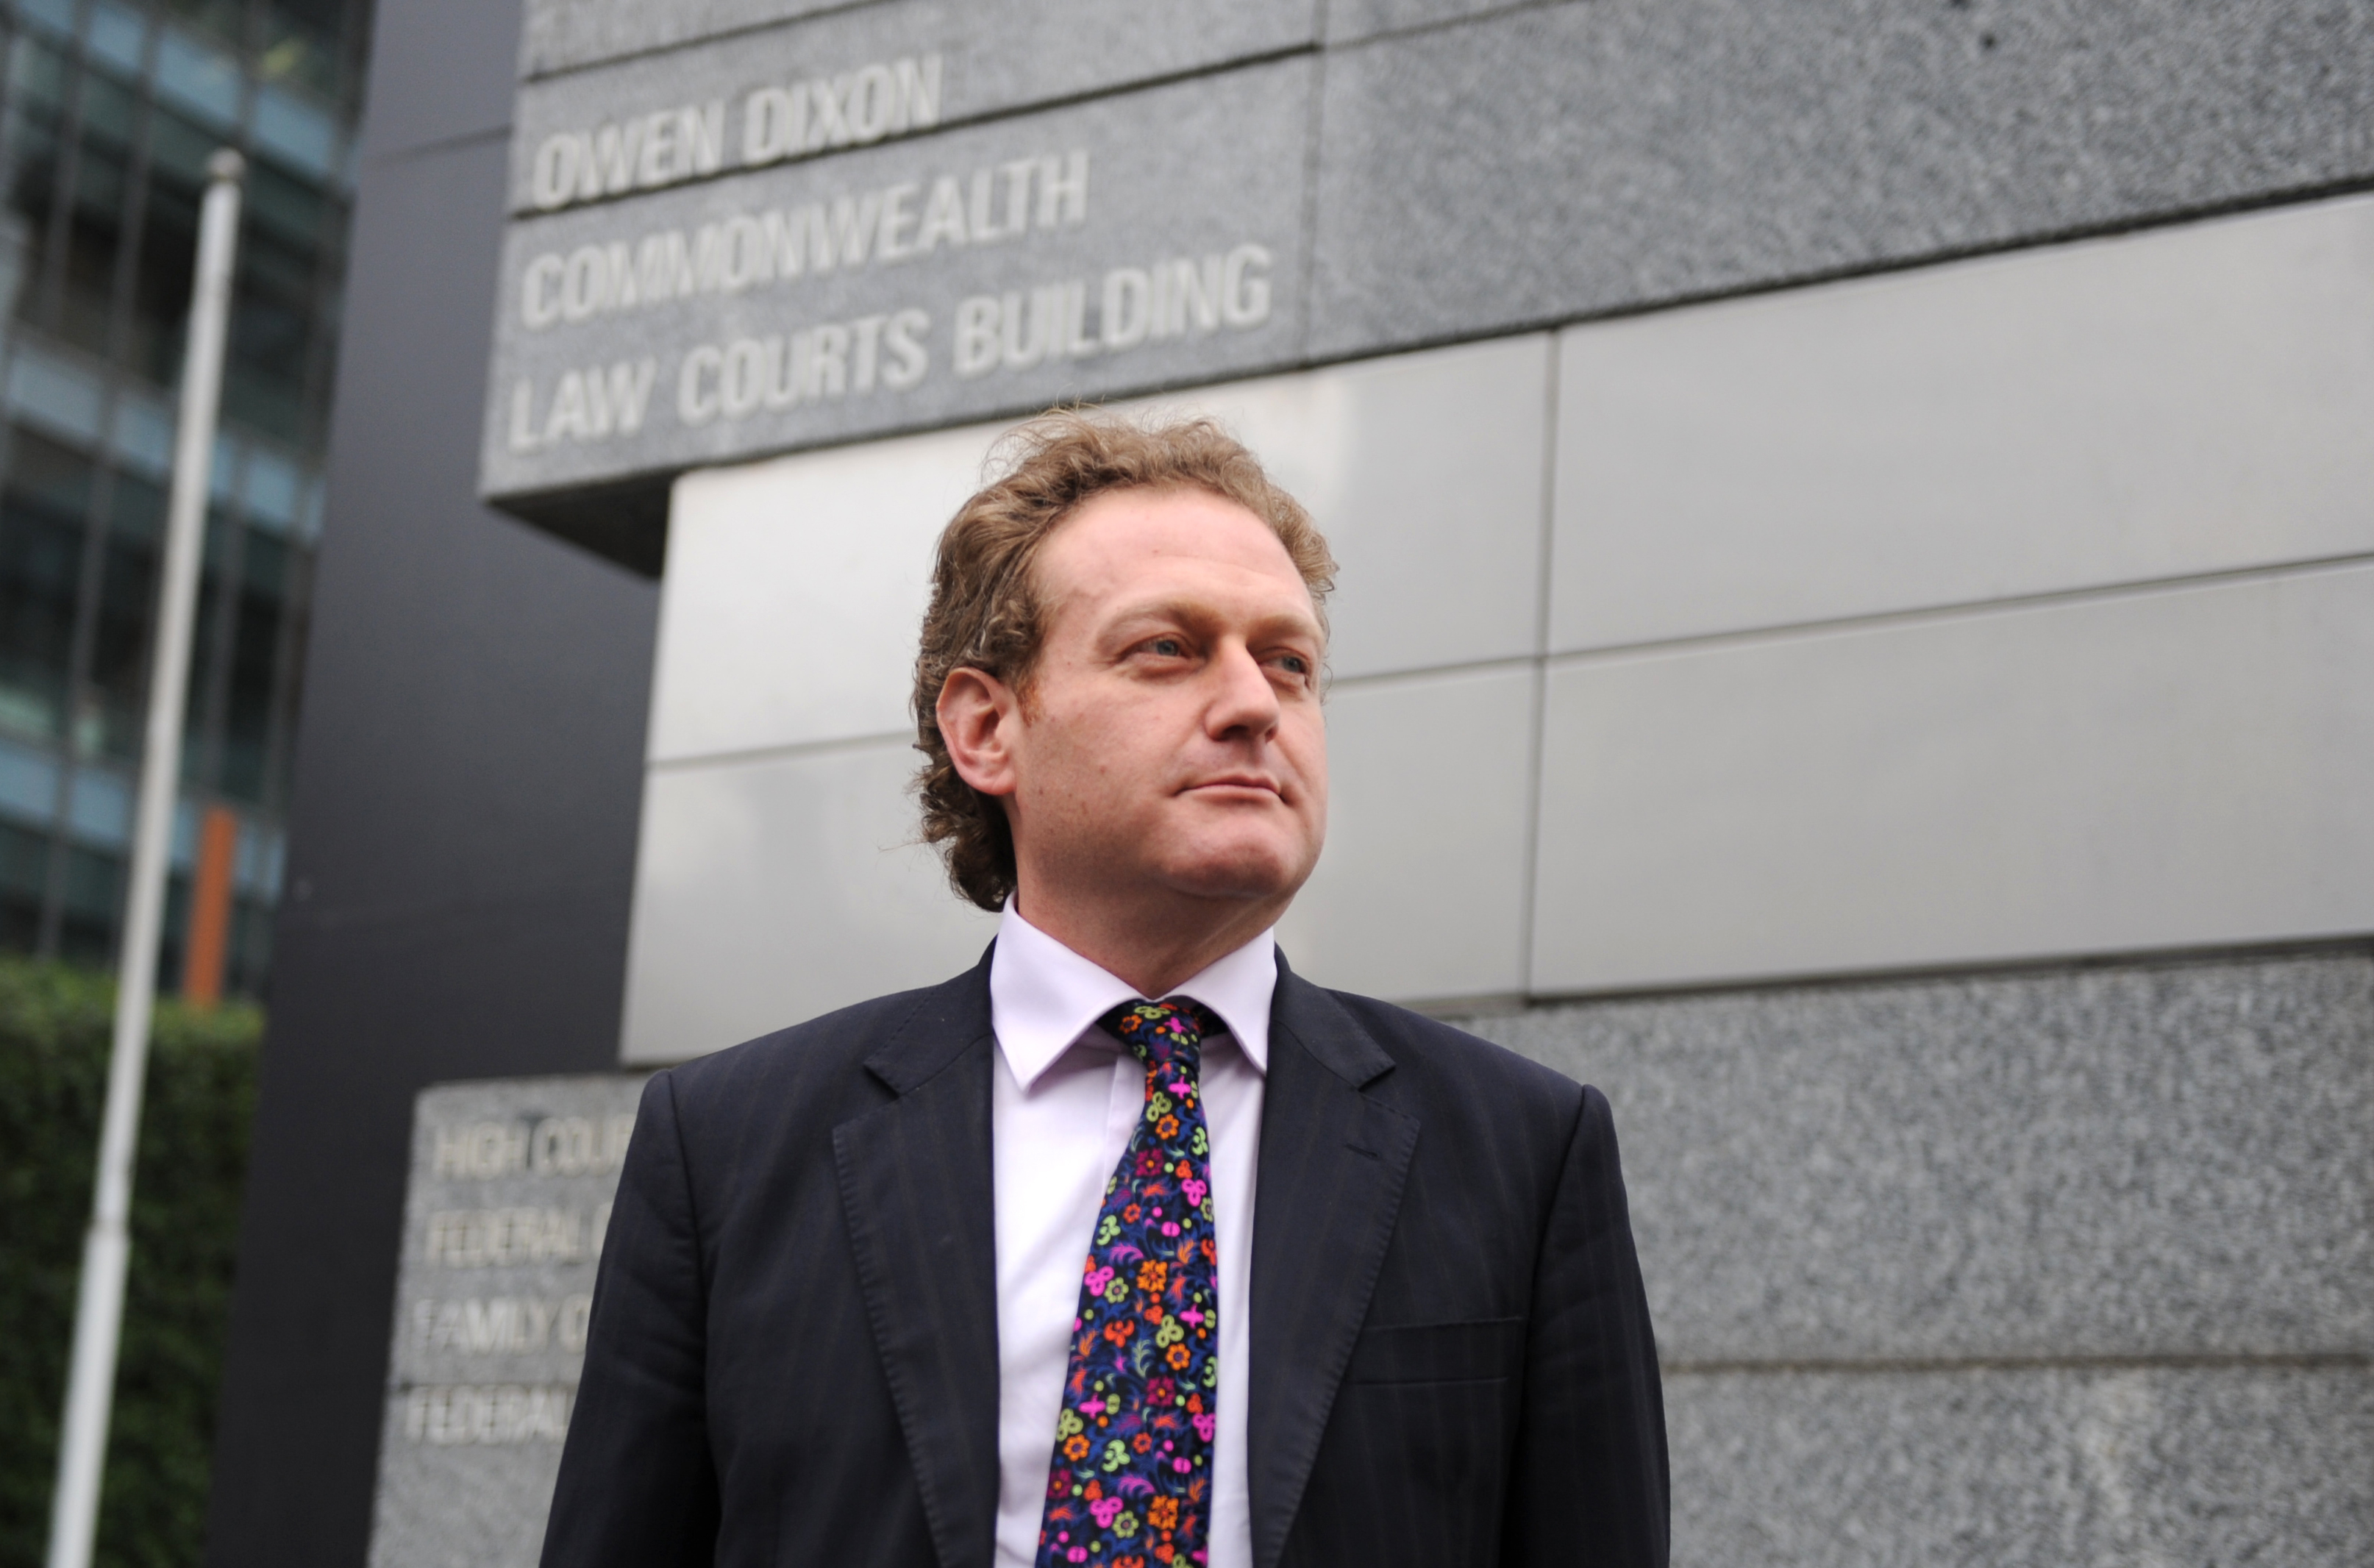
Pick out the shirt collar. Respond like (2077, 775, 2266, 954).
(990, 900, 1276, 1091)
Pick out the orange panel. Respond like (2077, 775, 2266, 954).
(182, 804, 240, 1008)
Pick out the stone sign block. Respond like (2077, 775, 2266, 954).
(480, 57, 1312, 507)
(510, 0, 1316, 213)
(521, 0, 841, 77)
(366, 1075, 649, 1568)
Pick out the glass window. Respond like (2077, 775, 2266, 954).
(240, 443, 299, 530)
(126, 111, 207, 387)
(0, 732, 62, 819)
(0, 200, 36, 331)
(79, 71, 140, 146)
(14, 0, 75, 40)
(57, 842, 121, 963)
(82, 0, 151, 79)
(107, 463, 163, 541)
(0, 0, 365, 980)
(5, 346, 107, 443)
(218, 572, 279, 801)
(9, 29, 69, 113)
(107, 388, 174, 477)
(260, 0, 349, 100)
(228, 889, 270, 994)
(225, 221, 324, 443)
(242, 523, 286, 597)
(58, 134, 134, 356)
(158, 0, 246, 55)
(0, 430, 95, 746)
(153, 26, 241, 131)
(5, 38, 70, 330)
(66, 760, 128, 844)
(244, 157, 332, 246)
(0, 819, 44, 950)
(86, 502, 157, 763)
(253, 83, 337, 182)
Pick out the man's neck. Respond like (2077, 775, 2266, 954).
(1010, 880, 1286, 999)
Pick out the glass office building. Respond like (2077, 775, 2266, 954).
(0, 0, 367, 994)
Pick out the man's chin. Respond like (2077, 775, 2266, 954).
(1156, 842, 1319, 906)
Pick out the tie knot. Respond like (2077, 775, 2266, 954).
(1099, 999, 1216, 1075)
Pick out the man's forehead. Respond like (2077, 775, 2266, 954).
(1049, 552, 1324, 645)
(1041, 489, 1309, 596)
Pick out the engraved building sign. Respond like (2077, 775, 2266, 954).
(366, 1076, 649, 1568)
(480, 3, 1316, 518)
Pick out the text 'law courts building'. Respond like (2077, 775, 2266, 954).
(208, 1, 2374, 1567)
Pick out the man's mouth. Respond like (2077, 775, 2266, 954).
(1183, 774, 1283, 797)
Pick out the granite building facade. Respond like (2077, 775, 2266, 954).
(213, 1, 2371, 1564)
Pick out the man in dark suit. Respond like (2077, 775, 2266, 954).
(543, 413, 1667, 1568)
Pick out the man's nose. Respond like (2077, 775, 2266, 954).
(1205, 642, 1280, 738)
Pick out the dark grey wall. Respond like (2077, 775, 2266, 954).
(200, 0, 658, 1560)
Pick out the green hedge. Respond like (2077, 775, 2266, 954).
(0, 958, 261, 1568)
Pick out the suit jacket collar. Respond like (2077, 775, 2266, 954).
(858, 944, 999, 1095)
(1247, 955, 1420, 1568)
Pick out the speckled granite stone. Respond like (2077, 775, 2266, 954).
(1665, 1362, 2373, 1567)
(1464, 952, 2373, 1364)
(1310, 0, 2374, 355)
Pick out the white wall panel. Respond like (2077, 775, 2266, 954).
(1159, 334, 1550, 679)
(620, 741, 998, 1063)
(651, 334, 1552, 770)
(1532, 563, 2374, 994)
(1552, 193, 2374, 651)
(1275, 663, 1534, 1004)
(649, 421, 1005, 762)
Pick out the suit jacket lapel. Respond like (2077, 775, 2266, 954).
(834, 951, 1002, 1568)
(1247, 958, 1421, 1568)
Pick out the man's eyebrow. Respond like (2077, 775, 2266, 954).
(1102, 596, 1324, 640)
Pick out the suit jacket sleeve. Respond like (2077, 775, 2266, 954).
(540, 1070, 721, 1568)
(1501, 1084, 1670, 1567)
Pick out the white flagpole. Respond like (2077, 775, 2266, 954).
(45, 146, 245, 1568)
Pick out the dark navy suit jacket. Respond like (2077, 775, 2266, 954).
(541, 949, 1669, 1568)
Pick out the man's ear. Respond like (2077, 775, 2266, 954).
(937, 666, 1022, 798)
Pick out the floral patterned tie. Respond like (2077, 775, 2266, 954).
(1035, 999, 1221, 1568)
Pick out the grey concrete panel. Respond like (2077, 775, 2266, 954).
(521, 0, 849, 76)
(360, 0, 523, 156)
(1275, 663, 1533, 1005)
(1664, 1363, 2373, 1567)
(619, 739, 997, 1063)
(368, 1076, 649, 1568)
(647, 419, 999, 760)
(1153, 334, 1551, 681)
(1552, 194, 2374, 652)
(482, 59, 1312, 503)
(1530, 563, 2374, 995)
(1467, 955, 2374, 1364)
(1308, 0, 2374, 359)
(511, 0, 1318, 210)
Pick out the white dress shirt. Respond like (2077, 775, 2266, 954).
(988, 902, 1273, 1568)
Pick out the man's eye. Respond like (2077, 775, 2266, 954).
(1149, 638, 1185, 657)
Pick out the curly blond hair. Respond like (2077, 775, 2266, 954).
(912, 409, 1336, 910)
